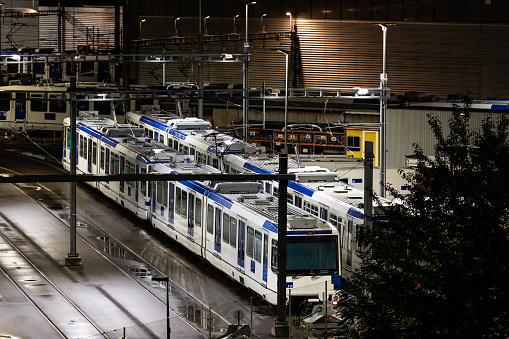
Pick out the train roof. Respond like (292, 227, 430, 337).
(71, 116, 218, 172)
(217, 190, 334, 234)
(128, 109, 267, 155)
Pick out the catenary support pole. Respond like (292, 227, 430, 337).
(65, 77, 81, 266)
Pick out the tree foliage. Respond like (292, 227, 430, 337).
(341, 100, 509, 338)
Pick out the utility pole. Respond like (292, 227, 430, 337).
(272, 153, 290, 337)
(65, 76, 82, 266)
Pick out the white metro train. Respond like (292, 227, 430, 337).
(62, 114, 341, 305)
(126, 108, 390, 282)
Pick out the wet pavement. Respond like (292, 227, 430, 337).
(0, 136, 315, 338)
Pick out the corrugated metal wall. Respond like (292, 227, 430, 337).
(387, 108, 504, 168)
(136, 18, 509, 101)
(1, 16, 39, 50)
(38, 6, 119, 51)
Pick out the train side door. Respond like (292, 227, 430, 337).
(188, 192, 195, 237)
(135, 164, 140, 203)
(265, 182, 272, 195)
(346, 217, 353, 267)
(105, 148, 110, 184)
(168, 182, 175, 224)
(263, 233, 269, 283)
(214, 207, 222, 254)
(237, 219, 245, 269)
(294, 194, 303, 208)
(119, 155, 125, 194)
(15, 92, 26, 120)
(87, 138, 92, 173)
(319, 204, 329, 221)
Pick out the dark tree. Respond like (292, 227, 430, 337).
(341, 100, 509, 338)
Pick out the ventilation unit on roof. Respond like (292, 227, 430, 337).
(287, 215, 317, 229)
(79, 111, 99, 117)
(213, 182, 262, 194)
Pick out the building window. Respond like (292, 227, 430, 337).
(347, 135, 361, 151)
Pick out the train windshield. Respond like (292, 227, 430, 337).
(286, 235, 339, 276)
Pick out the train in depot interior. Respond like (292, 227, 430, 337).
(126, 107, 391, 283)
(62, 113, 341, 305)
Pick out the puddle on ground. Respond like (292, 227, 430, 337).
(16, 183, 41, 190)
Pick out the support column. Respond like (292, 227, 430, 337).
(65, 76, 82, 266)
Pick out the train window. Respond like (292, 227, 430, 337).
(330, 213, 339, 227)
(176, 187, 182, 215)
(303, 201, 310, 213)
(355, 224, 364, 253)
(83, 136, 87, 159)
(79, 135, 84, 158)
(100, 146, 105, 169)
(287, 192, 292, 204)
(93, 100, 110, 116)
(207, 204, 214, 234)
(254, 231, 262, 262)
(81, 61, 95, 75)
(49, 94, 66, 113)
(311, 204, 319, 217)
(111, 152, 120, 174)
(271, 239, 278, 273)
(174, 140, 179, 150)
(92, 142, 97, 165)
(195, 198, 202, 227)
(77, 95, 89, 111)
(159, 135, 164, 143)
(181, 190, 188, 217)
(212, 158, 219, 169)
(156, 181, 164, 205)
(320, 207, 328, 221)
(273, 187, 279, 197)
(0, 92, 10, 111)
(140, 177, 147, 196)
(125, 160, 135, 187)
(223, 213, 230, 244)
(246, 226, 254, 258)
(230, 217, 237, 248)
(30, 94, 47, 112)
(65, 61, 76, 75)
(347, 220, 353, 252)
(162, 182, 168, 206)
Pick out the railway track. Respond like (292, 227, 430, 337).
(0, 143, 274, 338)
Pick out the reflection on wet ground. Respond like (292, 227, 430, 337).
(8, 164, 278, 336)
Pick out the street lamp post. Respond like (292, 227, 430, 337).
(286, 12, 292, 32)
(152, 276, 170, 339)
(174, 17, 180, 37)
(204, 15, 210, 35)
(377, 23, 394, 198)
(139, 18, 146, 38)
(233, 14, 239, 34)
(274, 49, 290, 154)
(260, 13, 266, 32)
(243, 1, 256, 142)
